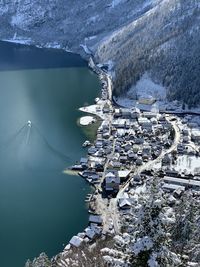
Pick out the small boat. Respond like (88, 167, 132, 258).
(95, 97, 100, 103)
(27, 120, 32, 127)
(82, 140, 91, 147)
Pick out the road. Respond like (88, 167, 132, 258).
(99, 137, 116, 191)
(85, 70, 182, 235)
(95, 109, 181, 235)
(99, 115, 181, 235)
(107, 74, 113, 101)
(109, 116, 181, 231)
(119, 118, 180, 194)
(186, 142, 199, 153)
(97, 107, 116, 188)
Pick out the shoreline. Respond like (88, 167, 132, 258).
(50, 55, 117, 258)
(1, 38, 73, 54)
(0, 38, 106, 265)
(10, 41, 198, 266)
(54, 50, 200, 266)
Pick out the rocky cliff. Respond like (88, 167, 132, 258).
(0, 0, 199, 105)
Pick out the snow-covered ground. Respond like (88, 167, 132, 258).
(153, 155, 200, 174)
(115, 78, 200, 114)
(79, 100, 110, 120)
(174, 155, 200, 174)
(110, 0, 127, 8)
(127, 72, 166, 101)
(2, 35, 72, 53)
(115, 72, 200, 113)
(115, 72, 168, 111)
(2, 36, 32, 45)
(79, 116, 96, 126)
(87, 15, 100, 24)
(187, 116, 200, 126)
(80, 44, 92, 55)
(115, 97, 161, 112)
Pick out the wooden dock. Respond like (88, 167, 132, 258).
(85, 194, 93, 203)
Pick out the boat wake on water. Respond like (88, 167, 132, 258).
(0, 121, 72, 171)
(31, 122, 71, 162)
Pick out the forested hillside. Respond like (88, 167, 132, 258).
(95, 0, 200, 107)
(0, 0, 199, 105)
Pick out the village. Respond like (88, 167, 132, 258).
(56, 63, 200, 267)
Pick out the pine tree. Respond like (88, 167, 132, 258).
(172, 192, 200, 262)
(130, 177, 181, 266)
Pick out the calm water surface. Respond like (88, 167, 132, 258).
(0, 42, 100, 267)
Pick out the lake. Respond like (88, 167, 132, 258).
(0, 41, 100, 267)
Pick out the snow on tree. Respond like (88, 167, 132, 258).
(129, 177, 181, 267)
(171, 191, 200, 264)
(26, 253, 52, 267)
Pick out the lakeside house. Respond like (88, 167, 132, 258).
(84, 227, 96, 239)
(80, 157, 88, 169)
(69, 236, 84, 248)
(88, 146, 97, 155)
(89, 215, 103, 225)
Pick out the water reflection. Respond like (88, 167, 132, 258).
(0, 43, 100, 267)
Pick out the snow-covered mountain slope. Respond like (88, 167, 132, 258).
(0, 0, 150, 50)
(0, 0, 199, 106)
(95, 0, 200, 106)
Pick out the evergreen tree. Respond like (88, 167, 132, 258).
(130, 177, 181, 266)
